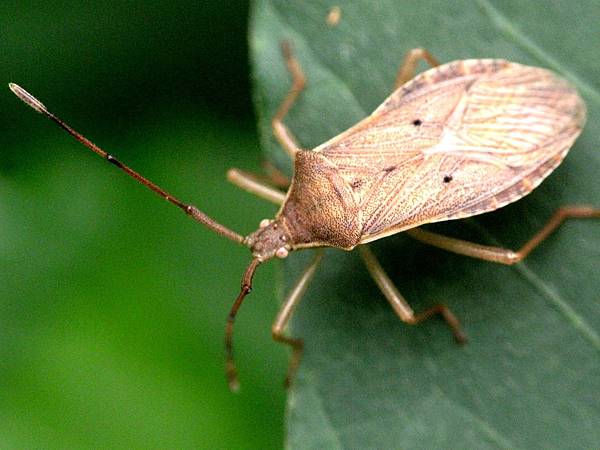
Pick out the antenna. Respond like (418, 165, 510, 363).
(9, 83, 245, 244)
(225, 257, 262, 391)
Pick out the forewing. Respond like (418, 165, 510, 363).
(313, 60, 586, 243)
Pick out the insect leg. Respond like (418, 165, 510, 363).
(272, 41, 306, 158)
(273, 250, 324, 387)
(406, 206, 600, 264)
(262, 160, 291, 188)
(358, 245, 467, 343)
(226, 168, 286, 205)
(394, 48, 440, 90)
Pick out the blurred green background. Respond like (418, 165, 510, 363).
(1, 1, 287, 448)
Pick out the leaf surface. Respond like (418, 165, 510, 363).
(250, 1, 600, 448)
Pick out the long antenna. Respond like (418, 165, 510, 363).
(225, 257, 262, 392)
(9, 83, 245, 244)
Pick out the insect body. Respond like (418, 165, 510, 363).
(256, 57, 586, 256)
(10, 44, 599, 391)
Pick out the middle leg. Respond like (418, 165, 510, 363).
(358, 245, 466, 343)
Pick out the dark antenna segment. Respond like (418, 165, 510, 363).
(9, 83, 244, 244)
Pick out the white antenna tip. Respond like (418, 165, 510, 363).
(9, 83, 48, 114)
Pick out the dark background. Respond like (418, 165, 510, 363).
(1, 1, 286, 448)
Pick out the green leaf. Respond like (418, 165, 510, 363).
(250, 1, 600, 448)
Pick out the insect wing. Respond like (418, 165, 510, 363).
(313, 59, 586, 243)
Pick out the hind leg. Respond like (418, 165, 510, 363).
(406, 206, 600, 264)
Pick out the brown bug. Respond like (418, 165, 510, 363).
(10, 43, 600, 391)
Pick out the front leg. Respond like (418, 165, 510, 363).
(272, 41, 306, 158)
(393, 48, 440, 90)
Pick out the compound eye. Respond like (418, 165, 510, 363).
(275, 247, 289, 259)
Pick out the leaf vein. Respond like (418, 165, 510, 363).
(471, 220, 600, 350)
(475, 0, 600, 105)
(431, 388, 520, 450)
